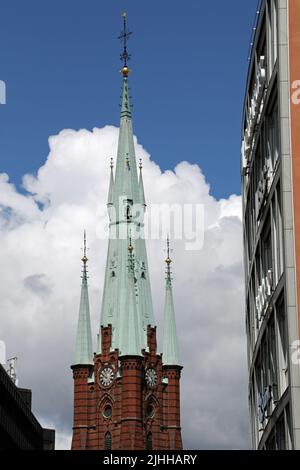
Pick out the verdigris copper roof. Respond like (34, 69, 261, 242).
(162, 240, 180, 366)
(99, 73, 155, 356)
(74, 232, 93, 365)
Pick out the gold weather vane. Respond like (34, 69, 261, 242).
(118, 12, 132, 77)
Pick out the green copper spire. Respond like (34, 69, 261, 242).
(99, 14, 155, 356)
(120, 78, 132, 119)
(74, 231, 93, 365)
(162, 238, 180, 366)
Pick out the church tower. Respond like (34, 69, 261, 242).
(71, 13, 183, 451)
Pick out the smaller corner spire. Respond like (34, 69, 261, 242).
(73, 230, 93, 366)
(162, 237, 180, 367)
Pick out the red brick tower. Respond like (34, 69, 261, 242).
(71, 13, 183, 451)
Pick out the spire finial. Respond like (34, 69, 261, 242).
(82, 230, 88, 266)
(165, 236, 173, 283)
(165, 235, 172, 266)
(139, 158, 143, 171)
(110, 157, 114, 170)
(118, 12, 132, 77)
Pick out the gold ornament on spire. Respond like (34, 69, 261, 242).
(128, 232, 134, 253)
(128, 243, 134, 253)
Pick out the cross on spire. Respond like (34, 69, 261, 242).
(118, 12, 132, 75)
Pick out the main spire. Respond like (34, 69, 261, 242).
(99, 13, 155, 355)
(74, 231, 93, 365)
(162, 238, 180, 366)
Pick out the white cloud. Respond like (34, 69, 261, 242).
(0, 125, 250, 449)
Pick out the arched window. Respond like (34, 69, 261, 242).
(146, 432, 152, 450)
(105, 431, 112, 450)
(103, 405, 112, 419)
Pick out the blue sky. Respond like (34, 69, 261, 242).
(0, 0, 258, 199)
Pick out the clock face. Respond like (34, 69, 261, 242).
(145, 368, 157, 388)
(99, 367, 114, 387)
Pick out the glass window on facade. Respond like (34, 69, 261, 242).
(255, 353, 263, 406)
(276, 184, 284, 279)
(246, 211, 252, 264)
(268, 317, 278, 403)
(267, 102, 279, 173)
(255, 246, 262, 290)
(250, 384, 259, 447)
(253, 313, 280, 437)
(276, 414, 286, 450)
(285, 405, 292, 449)
(271, 183, 283, 287)
(262, 223, 272, 278)
(276, 295, 288, 395)
(146, 432, 152, 451)
(254, 147, 263, 221)
(271, 196, 278, 285)
(266, 431, 276, 450)
(105, 432, 112, 450)
(268, 0, 278, 75)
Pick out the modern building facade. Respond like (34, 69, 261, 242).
(0, 363, 55, 449)
(242, 0, 300, 450)
(71, 14, 182, 451)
